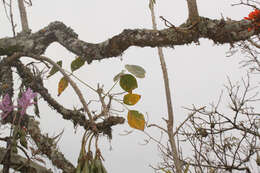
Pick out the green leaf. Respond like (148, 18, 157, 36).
(19, 128, 28, 149)
(120, 74, 138, 92)
(47, 60, 62, 78)
(125, 64, 146, 78)
(20, 135, 28, 149)
(11, 140, 18, 153)
(123, 93, 141, 106)
(127, 110, 145, 131)
(71, 57, 85, 72)
(82, 158, 90, 173)
(113, 70, 125, 82)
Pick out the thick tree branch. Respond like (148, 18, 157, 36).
(27, 113, 124, 173)
(11, 60, 125, 134)
(0, 18, 253, 64)
(1, 113, 124, 173)
(0, 147, 52, 173)
(12, 60, 89, 126)
(29, 55, 93, 122)
(0, 65, 13, 97)
(0, 56, 14, 173)
(27, 118, 75, 173)
(0, 54, 19, 99)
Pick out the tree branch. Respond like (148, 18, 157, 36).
(28, 54, 93, 122)
(11, 60, 125, 134)
(27, 118, 75, 173)
(0, 18, 253, 64)
(0, 56, 14, 173)
(0, 147, 52, 173)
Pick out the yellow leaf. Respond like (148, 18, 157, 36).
(58, 77, 68, 96)
(123, 93, 141, 105)
(127, 110, 145, 131)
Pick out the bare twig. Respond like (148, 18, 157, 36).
(173, 106, 206, 137)
(18, 0, 30, 32)
(149, 1, 182, 172)
(186, 0, 200, 23)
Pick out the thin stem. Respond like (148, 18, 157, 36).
(88, 133, 95, 153)
(186, 0, 200, 22)
(149, 1, 182, 172)
(173, 106, 205, 137)
(66, 70, 96, 92)
(9, 0, 16, 36)
(28, 55, 93, 122)
(104, 80, 118, 97)
(18, 0, 29, 32)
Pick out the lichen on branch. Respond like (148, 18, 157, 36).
(0, 17, 255, 64)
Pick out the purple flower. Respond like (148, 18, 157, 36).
(0, 94, 13, 120)
(18, 88, 37, 115)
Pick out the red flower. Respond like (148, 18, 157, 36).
(244, 9, 260, 31)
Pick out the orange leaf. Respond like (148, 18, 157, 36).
(127, 110, 145, 131)
(123, 93, 141, 106)
(58, 77, 68, 96)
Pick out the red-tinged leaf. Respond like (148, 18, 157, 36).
(120, 74, 138, 93)
(58, 77, 68, 96)
(123, 93, 141, 106)
(127, 110, 145, 131)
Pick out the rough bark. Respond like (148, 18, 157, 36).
(0, 56, 14, 173)
(0, 147, 52, 173)
(0, 2, 256, 172)
(0, 18, 253, 64)
(27, 118, 75, 173)
(11, 60, 125, 133)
